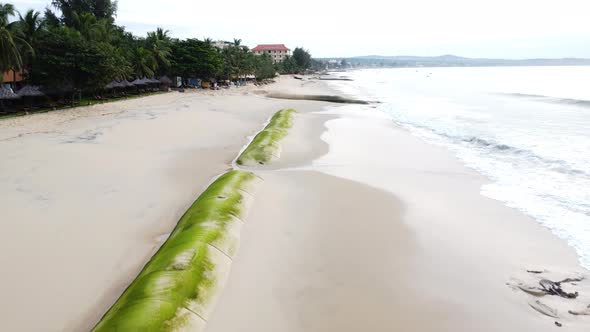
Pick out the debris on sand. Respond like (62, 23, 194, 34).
(507, 269, 590, 323)
(529, 300, 559, 318)
(568, 304, 590, 316)
(539, 278, 580, 299)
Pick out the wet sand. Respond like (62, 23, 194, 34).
(207, 102, 590, 331)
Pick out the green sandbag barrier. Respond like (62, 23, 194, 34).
(236, 108, 297, 166)
(93, 170, 258, 331)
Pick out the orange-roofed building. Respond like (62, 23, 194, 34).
(252, 44, 291, 63)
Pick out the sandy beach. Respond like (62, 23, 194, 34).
(1, 76, 588, 331)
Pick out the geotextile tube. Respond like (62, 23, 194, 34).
(92, 170, 259, 331)
(236, 108, 297, 166)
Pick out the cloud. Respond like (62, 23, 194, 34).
(11, 0, 590, 58)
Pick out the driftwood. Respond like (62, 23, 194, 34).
(511, 271, 588, 320)
(514, 277, 582, 299)
(539, 278, 580, 299)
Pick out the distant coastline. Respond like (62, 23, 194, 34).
(318, 54, 590, 68)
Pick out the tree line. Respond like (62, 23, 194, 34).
(0, 0, 313, 96)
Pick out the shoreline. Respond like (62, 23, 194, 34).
(208, 81, 590, 330)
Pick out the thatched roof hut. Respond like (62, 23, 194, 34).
(0, 88, 21, 100)
(131, 78, 146, 86)
(16, 85, 45, 97)
(159, 76, 173, 85)
(105, 81, 117, 89)
(121, 80, 134, 87)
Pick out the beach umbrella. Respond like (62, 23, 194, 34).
(0, 88, 21, 100)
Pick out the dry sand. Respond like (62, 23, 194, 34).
(0, 77, 329, 331)
(1, 75, 589, 331)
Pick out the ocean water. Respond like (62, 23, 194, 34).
(328, 66, 590, 270)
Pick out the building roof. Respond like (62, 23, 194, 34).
(252, 44, 290, 52)
(3, 70, 25, 83)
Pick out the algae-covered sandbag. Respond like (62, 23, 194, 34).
(236, 108, 296, 166)
(93, 170, 258, 331)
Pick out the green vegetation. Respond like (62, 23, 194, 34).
(1, 1, 316, 114)
(277, 47, 313, 74)
(0, 3, 32, 75)
(92, 170, 256, 331)
(237, 109, 297, 166)
(219, 39, 276, 81)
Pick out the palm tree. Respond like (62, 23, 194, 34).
(16, 9, 42, 81)
(0, 3, 31, 84)
(72, 11, 97, 40)
(17, 9, 42, 44)
(131, 46, 156, 78)
(146, 28, 171, 75)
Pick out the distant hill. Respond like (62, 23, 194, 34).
(322, 55, 590, 67)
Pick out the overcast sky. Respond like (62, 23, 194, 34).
(12, 0, 590, 58)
